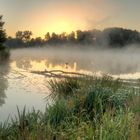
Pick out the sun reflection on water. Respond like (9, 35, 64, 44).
(11, 59, 79, 72)
(10, 59, 140, 81)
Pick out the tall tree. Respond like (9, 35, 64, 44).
(45, 32, 50, 41)
(15, 31, 23, 40)
(15, 30, 32, 43)
(0, 15, 6, 48)
(23, 31, 32, 42)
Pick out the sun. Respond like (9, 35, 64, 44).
(39, 19, 76, 37)
(48, 21, 73, 34)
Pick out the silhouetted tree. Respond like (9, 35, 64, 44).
(23, 31, 32, 42)
(28, 37, 45, 47)
(6, 36, 24, 48)
(15, 30, 32, 43)
(16, 31, 23, 40)
(59, 32, 67, 40)
(45, 32, 51, 42)
(48, 32, 60, 44)
(101, 28, 140, 47)
(67, 31, 75, 42)
(0, 15, 6, 48)
(10, 30, 33, 47)
(75, 30, 94, 45)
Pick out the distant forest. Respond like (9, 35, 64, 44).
(5, 27, 140, 48)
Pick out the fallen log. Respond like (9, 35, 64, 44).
(30, 69, 87, 78)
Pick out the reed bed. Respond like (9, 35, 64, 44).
(0, 75, 140, 140)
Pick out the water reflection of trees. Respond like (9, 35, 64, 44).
(15, 59, 46, 70)
(15, 59, 32, 70)
(0, 60, 10, 106)
(14, 58, 89, 72)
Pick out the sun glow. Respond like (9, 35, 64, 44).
(40, 19, 76, 36)
(50, 21, 73, 34)
(21, 3, 93, 37)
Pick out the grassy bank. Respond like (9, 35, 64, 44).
(0, 75, 140, 140)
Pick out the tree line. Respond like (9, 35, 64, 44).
(5, 27, 140, 48)
(1, 15, 140, 48)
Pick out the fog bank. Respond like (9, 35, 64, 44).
(10, 45, 140, 76)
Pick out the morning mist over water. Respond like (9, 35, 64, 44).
(10, 45, 140, 77)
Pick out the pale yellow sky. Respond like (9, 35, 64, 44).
(0, 0, 140, 37)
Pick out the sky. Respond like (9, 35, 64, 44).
(0, 0, 140, 37)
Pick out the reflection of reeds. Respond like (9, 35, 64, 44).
(0, 75, 140, 140)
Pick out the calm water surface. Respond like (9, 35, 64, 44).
(1, 47, 140, 121)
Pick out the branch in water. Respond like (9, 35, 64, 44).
(30, 69, 87, 78)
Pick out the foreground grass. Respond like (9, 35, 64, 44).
(0, 75, 140, 140)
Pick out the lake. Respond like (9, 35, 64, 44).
(1, 47, 140, 122)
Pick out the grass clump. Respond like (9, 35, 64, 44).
(48, 77, 81, 98)
(0, 75, 140, 140)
